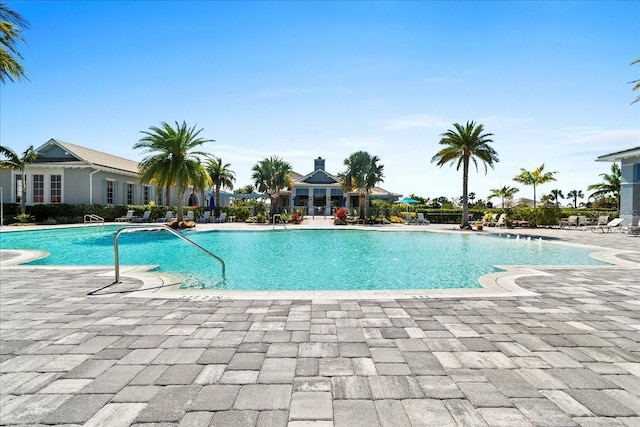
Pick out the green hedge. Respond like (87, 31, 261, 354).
(1, 204, 208, 225)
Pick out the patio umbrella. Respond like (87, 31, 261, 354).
(395, 196, 418, 211)
(209, 196, 216, 211)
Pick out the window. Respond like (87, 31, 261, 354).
(33, 174, 44, 203)
(15, 175, 22, 203)
(50, 175, 62, 203)
(106, 180, 114, 204)
(126, 183, 134, 205)
(143, 186, 150, 205)
(634, 164, 640, 182)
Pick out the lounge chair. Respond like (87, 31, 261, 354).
(619, 218, 640, 235)
(214, 212, 227, 223)
(577, 216, 589, 228)
(496, 213, 507, 227)
(559, 215, 578, 228)
(485, 213, 499, 227)
(596, 215, 610, 226)
(404, 213, 415, 225)
(417, 212, 430, 225)
(591, 217, 625, 233)
(185, 211, 195, 222)
(198, 211, 211, 223)
(116, 210, 136, 222)
(132, 210, 151, 223)
(156, 211, 173, 223)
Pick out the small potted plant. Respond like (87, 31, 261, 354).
(334, 207, 348, 225)
(475, 220, 483, 231)
(291, 212, 302, 224)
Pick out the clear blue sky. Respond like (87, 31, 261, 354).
(2, 1, 639, 204)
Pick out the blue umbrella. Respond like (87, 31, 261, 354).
(395, 196, 418, 211)
(209, 196, 216, 211)
(395, 196, 418, 204)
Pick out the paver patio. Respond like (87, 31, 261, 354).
(1, 223, 639, 426)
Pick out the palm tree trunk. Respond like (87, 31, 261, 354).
(359, 193, 366, 219)
(20, 169, 27, 215)
(532, 184, 537, 207)
(215, 184, 221, 210)
(176, 189, 185, 221)
(461, 157, 469, 228)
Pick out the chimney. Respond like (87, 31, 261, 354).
(314, 157, 325, 171)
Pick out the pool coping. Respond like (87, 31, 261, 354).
(2, 223, 638, 301)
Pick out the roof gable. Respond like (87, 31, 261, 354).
(34, 139, 139, 174)
(297, 169, 340, 185)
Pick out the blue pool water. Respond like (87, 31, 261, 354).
(0, 225, 608, 291)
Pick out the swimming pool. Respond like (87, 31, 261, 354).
(0, 225, 608, 291)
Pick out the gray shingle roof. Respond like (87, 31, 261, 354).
(48, 139, 139, 174)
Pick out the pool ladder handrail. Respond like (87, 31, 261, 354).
(112, 224, 225, 284)
(84, 214, 104, 225)
(272, 214, 287, 230)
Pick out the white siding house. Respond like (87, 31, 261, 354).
(0, 139, 203, 207)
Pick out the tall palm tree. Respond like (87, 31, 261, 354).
(566, 189, 584, 208)
(339, 151, 385, 220)
(0, 145, 37, 214)
(587, 163, 621, 209)
(631, 58, 640, 105)
(431, 121, 499, 228)
(487, 185, 519, 208)
(206, 157, 235, 209)
(0, 2, 30, 83)
(512, 164, 557, 207)
(251, 156, 293, 216)
(134, 121, 213, 221)
(549, 189, 564, 207)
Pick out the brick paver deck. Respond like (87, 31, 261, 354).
(1, 223, 639, 426)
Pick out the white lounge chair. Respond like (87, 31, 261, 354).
(198, 211, 211, 223)
(214, 212, 227, 223)
(132, 210, 151, 223)
(417, 212, 430, 225)
(156, 211, 173, 223)
(116, 210, 135, 222)
(404, 213, 415, 224)
(496, 213, 507, 227)
(592, 217, 625, 233)
(559, 215, 578, 228)
(185, 211, 195, 221)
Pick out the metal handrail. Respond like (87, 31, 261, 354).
(272, 214, 287, 230)
(84, 214, 104, 225)
(113, 225, 225, 284)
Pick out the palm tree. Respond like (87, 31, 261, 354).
(206, 157, 235, 210)
(235, 184, 255, 194)
(487, 185, 519, 208)
(587, 163, 621, 209)
(251, 156, 293, 216)
(0, 2, 30, 83)
(134, 121, 213, 221)
(431, 121, 499, 228)
(512, 164, 557, 207)
(0, 145, 37, 214)
(567, 189, 584, 208)
(631, 58, 640, 105)
(549, 189, 564, 207)
(339, 151, 385, 220)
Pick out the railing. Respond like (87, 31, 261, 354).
(272, 214, 287, 230)
(84, 214, 104, 225)
(112, 225, 225, 284)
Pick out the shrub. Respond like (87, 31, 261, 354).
(335, 207, 348, 220)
